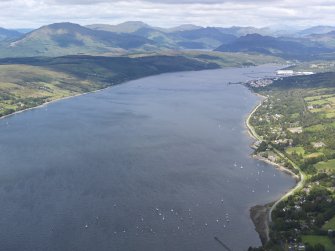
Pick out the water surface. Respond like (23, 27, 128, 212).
(0, 65, 295, 251)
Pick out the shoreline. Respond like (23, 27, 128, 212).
(0, 65, 225, 122)
(0, 88, 107, 122)
(246, 94, 304, 244)
(245, 95, 300, 180)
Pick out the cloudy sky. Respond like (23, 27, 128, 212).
(0, 0, 335, 29)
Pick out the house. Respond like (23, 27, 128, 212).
(268, 155, 277, 162)
(288, 127, 303, 134)
(313, 142, 326, 148)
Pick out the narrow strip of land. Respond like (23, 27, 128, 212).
(246, 96, 306, 242)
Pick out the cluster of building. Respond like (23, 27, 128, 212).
(246, 69, 315, 89)
(247, 78, 274, 88)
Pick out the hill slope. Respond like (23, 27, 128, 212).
(87, 24, 236, 49)
(170, 27, 237, 49)
(0, 28, 22, 41)
(0, 22, 156, 57)
(215, 34, 332, 59)
(298, 26, 335, 37)
(306, 31, 335, 49)
(86, 21, 150, 33)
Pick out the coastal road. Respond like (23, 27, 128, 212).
(246, 97, 306, 242)
(268, 149, 306, 223)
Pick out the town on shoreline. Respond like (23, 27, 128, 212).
(246, 72, 335, 251)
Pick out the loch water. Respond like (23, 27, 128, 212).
(0, 65, 295, 251)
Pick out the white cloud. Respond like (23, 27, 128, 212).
(0, 0, 334, 29)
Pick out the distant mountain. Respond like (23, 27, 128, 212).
(298, 26, 335, 37)
(216, 26, 273, 37)
(86, 22, 209, 49)
(172, 27, 236, 42)
(162, 24, 202, 33)
(86, 21, 150, 33)
(88, 22, 202, 34)
(14, 28, 34, 34)
(171, 27, 237, 49)
(132, 27, 178, 49)
(88, 23, 237, 50)
(0, 28, 22, 41)
(0, 22, 156, 57)
(305, 31, 335, 49)
(2, 22, 335, 59)
(215, 33, 332, 59)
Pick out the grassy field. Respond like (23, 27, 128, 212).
(286, 146, 305, 155)
(305, 94, 335, 102)
(286, 146, 325, 159)
(315, 159, 335, 172)
(305, 92, 335, 120)
(325, 112, 335, 118)
(323, 216, 335, 230)
(302, 235, 335, 251)
(305, 152, 324, 158)
(305, 124, 327, 132)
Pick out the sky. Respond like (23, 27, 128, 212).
(0, 0, 335, 29)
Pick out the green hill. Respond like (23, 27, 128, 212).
(215, 33, 333, 60)
(0, 22, 156, 57)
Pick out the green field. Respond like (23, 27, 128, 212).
(305, 91, 335, 120)
(323, 216, 335, 230)
(315, 159, 335, 171)
(325, 112, 335, 118)
(286, 146, 305, 155)
(302, 235, 335, 251)
(305, 124, 326, 132)
(305, 152, 324, 159)
(285, 146, 324, 159)
(305, 94, 335, 102)
(308, 99, 330, 106)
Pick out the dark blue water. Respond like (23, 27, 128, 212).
(0, 65, 294, 251)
